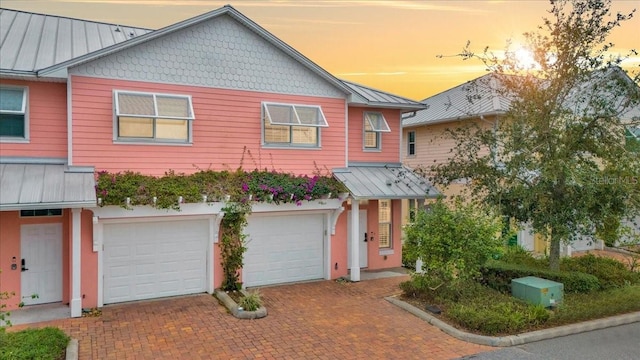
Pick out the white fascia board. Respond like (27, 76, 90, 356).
(90, 199, 343, 219)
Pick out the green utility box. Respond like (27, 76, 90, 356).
(511, 276, 563, 307)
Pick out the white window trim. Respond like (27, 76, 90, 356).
(407, 130, 416, 156)
(378, 199, 393, 249)
(363, 111, 390, 151)
(627, 125, 640, 140)
(261, 102, 327, 148)
(113, 90, 195, 144)
(263, 102, 328, 127)
(0, 85, 29, 143)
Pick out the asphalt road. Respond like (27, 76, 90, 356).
(457, 322, 640, 360)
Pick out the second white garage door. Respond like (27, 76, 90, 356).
(103, 219, 209, 304)
(243, 213, 325, 287)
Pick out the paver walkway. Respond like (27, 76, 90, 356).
(11, 276, 491, 359)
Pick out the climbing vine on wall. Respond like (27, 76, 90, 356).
(219, 202, 251, 291)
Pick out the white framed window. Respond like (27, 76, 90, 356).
(0, 86, 28, 141)
(364, 112, 390, 150)
(407, 130, 416, 156)
(114, 90, 194, 143)
(378, 199, 392, 248)
(262, 102, 328, 147)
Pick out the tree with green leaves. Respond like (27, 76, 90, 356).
(404, 199, 503, 285)
(432, 0, 640, 270)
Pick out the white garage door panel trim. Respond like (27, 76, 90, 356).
(103, 218, 210, 304)
(244, 212, 326, 287)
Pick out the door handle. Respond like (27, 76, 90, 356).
(21, 258, 28, 272)
(363, 232, 368, 242)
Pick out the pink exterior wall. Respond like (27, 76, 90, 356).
(348, 107, 402, 163)
(71, 76, 347, 176)
(0, 211, 70, 310)
(79, 210, 98, 308)
(365, 200, 402, 270)
(0, 80, 68, 159)
(338, 199, 402, 273)
(331, 215, 349, 279)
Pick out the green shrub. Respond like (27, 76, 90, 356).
(401, 274, 494, 304)
(480, 261, 601, 293)
(238, 290, 262, 311)
(501, 246, 546, 268)
(448, 299, 549, 336)
(403, 199, 502, 283)
(561, 254, 640, 289)
(549, 285, 640, 325)
(0, 327, 69, 360)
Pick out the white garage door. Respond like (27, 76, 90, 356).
(243, 213, 325, 287)
(104, 219, 209, 304)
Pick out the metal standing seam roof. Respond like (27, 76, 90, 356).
(0, 8, 152, 74)
(333, 163, 440, 200)
(0, 162, 96, 210)
(403, 73, 512, 128)
(341, 80, 426, 110)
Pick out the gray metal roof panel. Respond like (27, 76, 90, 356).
(0, 163, 96, 210)
(403, 73, 511, 128)
(0, 8, 152, 73)
(342, 80, 426, 110)
(333, 163, 439, 200)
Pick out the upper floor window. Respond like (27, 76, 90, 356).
(407, 130, 416, 156)
(114, 91, 194, 143)
(363, 112, 390, 150)
(0, 86, 28, 140)
(378, 199, 392, 248)
(262, 102, 328, 147)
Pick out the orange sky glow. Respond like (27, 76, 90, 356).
(3, 0, 638, 100)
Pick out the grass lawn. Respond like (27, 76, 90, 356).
(0, 327, 69, 360)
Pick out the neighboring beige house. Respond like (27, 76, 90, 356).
(401, 71, 640, 254)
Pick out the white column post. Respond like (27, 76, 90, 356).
(71, 208, 82, 317)
(350, 199, 360, 282)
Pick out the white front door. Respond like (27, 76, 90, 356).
(347, 210, 368, 268)
(21, 223, 63, 305)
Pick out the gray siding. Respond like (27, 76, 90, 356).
(70, 15, 344, 98)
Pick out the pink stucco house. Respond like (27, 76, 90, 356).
(0, 6, 438, 317)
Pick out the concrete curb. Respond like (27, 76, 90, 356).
(385, 296, 640, 347)
(65, 338, 78, 360)
(214, 289, 267, 319)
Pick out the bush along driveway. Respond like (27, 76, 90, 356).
(398, 249, 640, 339)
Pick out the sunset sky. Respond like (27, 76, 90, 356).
(3, 0, 638, 100)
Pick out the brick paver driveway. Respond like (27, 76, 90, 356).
(13, 276, 491, 359)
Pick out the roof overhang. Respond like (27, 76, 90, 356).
(34, 5, 352, 96)
(402, 110, 506, 129)
(0, 160, 96, 211)
(333, 163, 440, 200)
(349, 101, 427, 112)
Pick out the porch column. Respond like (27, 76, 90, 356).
(70, 208, 82, 317)
(350, 199, 360, 282)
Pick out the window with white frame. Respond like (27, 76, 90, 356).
(0, 87, 28, 139)
(364, 112, 390, 150)
(262, 102, 328, 147)
(626, 125, 639, 152)
(114, 91, 194, 143)
(407, 130, 416, 156)
(378, 199, 392, 248)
